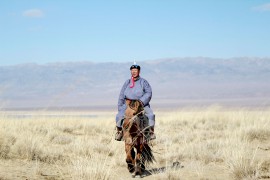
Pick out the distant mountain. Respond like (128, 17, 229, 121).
(1, 57, 270, 110)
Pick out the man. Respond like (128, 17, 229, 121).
(115, 63, 156, 141)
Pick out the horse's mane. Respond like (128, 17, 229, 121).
(126, 100, 144, 113)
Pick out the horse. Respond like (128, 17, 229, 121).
(122, 99, 155, 178)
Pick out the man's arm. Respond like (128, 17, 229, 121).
(139, 80, 152, 106)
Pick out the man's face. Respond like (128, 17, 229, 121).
(131, 69, 140, 78)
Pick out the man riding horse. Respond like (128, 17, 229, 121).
(115, 63, 156, 141)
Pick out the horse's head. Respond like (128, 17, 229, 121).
(125, 99, 144, 117)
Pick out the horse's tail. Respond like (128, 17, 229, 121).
(142, 144, 155, 164)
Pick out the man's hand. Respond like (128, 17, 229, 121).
(139, 100, 144, 107)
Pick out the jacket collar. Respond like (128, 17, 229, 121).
(134, 76, 140, 81)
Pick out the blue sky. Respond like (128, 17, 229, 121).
(1, 0, 270, 65)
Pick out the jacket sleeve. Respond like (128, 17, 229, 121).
(139, 80, 152, 106)
(117, 80, 129, 111)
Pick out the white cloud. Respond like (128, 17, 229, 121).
(253, 3, 270, 11)
(23, 9, 44, 18)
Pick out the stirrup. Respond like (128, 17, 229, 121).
(115, 131, 123, 141)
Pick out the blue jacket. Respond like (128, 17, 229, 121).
(118, 77, 152, 111)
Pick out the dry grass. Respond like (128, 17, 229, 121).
(0, 108, 270, 179)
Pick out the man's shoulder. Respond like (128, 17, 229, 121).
(123, 79, 130, 85)
(139, 77, 151, 87)
(139, 77, 149, 83)
(125, 79, 130, 83)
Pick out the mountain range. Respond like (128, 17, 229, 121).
(1, 57, 270, 110)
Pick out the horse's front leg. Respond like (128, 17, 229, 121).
(125, 142, 135, 173)
(134, 145, 142, 177)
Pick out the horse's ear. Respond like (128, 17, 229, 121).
(125, 99, 131, 106)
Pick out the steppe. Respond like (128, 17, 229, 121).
(0, 107, 270, 179)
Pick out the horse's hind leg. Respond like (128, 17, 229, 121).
(125, 145, 135, 173)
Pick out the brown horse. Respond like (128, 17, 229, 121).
(122, 99, 155, 178)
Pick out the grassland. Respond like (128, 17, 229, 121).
(0, 107, 270, 179)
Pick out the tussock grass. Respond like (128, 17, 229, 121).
(0, 108, 269, 179)
(244, 128, 270, 142)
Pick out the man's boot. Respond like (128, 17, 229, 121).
(150, 126, 156, 140)
(115, 127, 123, 141)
